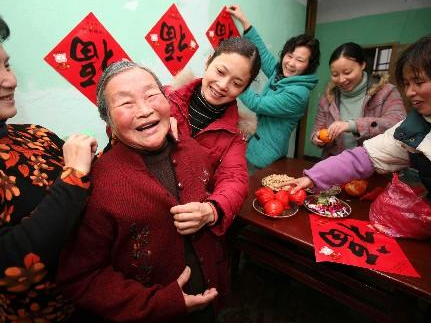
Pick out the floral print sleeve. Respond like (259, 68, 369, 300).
(0, 124, 91, 322)
(61, 166, 90, 189)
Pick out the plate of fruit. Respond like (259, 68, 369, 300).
(303, 194, 351, 218)
(253, 187, 305, 218)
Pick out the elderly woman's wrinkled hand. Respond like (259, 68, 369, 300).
(170, 202, 214, 235)
(62, 134, 98, 175)
(274, 176, 314, 194)
(177, 266, 218, 312)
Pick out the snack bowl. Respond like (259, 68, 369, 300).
(304, 195, 351, 218)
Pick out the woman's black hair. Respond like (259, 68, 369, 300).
(395, 34, 431, 88)
(207, 37, 261, 91)
(329, 42, 366, 66)
(278, 34, 320, 75)
(0, 16, 10, 43)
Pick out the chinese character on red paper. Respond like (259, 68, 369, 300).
(309, 215, 419, 277)
(44, 12, 130, 105)
(206, 6, 240, 49)
(145, 4, 198, 75)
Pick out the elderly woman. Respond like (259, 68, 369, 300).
(57, 61, 225, 323)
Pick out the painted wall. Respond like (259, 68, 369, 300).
(2, 0, 306, 151)
(305, 7, 431, 157)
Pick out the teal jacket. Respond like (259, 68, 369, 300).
(241, 27, 318, 168)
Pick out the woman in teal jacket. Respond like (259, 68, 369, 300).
(228, 5, 320, 172)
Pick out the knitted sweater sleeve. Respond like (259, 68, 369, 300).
(57, 198, 187, 323)
(0, 171, 90, 270)
(354, 84, 406, 140)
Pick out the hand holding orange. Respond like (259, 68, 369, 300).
(318, 129, 331, 143)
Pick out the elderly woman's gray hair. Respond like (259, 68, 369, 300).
(96, 60, 164, 124)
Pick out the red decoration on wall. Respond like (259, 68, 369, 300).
(206, 6, 240, 49)
(145, 4, 199, 76)
(309, 215, 419, 277)
(44, 12, 130, 105)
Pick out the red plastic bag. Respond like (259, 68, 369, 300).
(369, 173, 431, 239)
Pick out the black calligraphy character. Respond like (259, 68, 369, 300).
(337, 223, 375, 243)
(215, 21, 227, 46)
(78, 63, 96, 87)
(177, 25, 188, 52)
(160, 21, 176, 41)
(70, 37, 98, 62)
(319, 228, 350, 248)
(70, 37, 98, 87)
(348, 241, 378, 265)
(160, 22, 176, 62)
(101, 39, 113, 71)
(70, 37, 114, 87)
(175, 25, 188, 62)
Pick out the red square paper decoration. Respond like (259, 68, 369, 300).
(206, 6, 240, 49)
(145, 4, 199, 76)
(44, 12, 131, 105)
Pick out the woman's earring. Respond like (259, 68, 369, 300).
(111, 133, 117, 144)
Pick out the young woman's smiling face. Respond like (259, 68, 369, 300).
(201, 52, 252, 106)
(330, 56, 366, 92)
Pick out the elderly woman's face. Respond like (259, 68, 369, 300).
(105, 67, 170, 150)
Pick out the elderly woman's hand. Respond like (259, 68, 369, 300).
(177, 266, 218, 312)
(170, 202, 215, 235)
(62, 134, 98, 175)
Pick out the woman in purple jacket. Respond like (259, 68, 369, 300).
(277, 35, 431, 200)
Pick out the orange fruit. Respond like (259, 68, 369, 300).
(318, 129, 331, 143)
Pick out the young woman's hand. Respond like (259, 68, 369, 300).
(169, 117, 179, 141)
(274, 176, 314, 194)
(327, 121, 349, 140)
(311, 132, 327, 147)
(170, 202, 215, 235)
(226, 5, 251, 30)
(177, 267, 218, 312)
(62, 134, 98, 175)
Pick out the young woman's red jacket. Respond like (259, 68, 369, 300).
(165, 78, 249, 236)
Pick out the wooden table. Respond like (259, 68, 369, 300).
(233, 158, 431, 323)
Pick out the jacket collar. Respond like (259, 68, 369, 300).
(169, 78, 240, 133)
(325, 72, 390, 104)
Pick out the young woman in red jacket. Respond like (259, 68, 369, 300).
(166, 37, 261, 237)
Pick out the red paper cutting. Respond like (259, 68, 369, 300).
(145, 4, 198, 76)
(44, 12, 131, 105)
(309, 214, 420, 277)
(206, 6, 241, 49)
